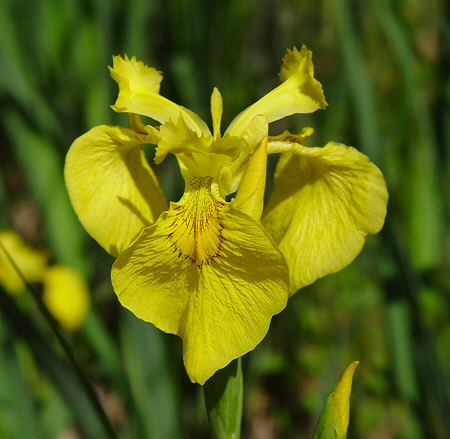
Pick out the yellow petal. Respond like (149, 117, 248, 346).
(156, 116, 232, 186)
(109, 54, 163, 94)
(279, 46, 314, 82)
(215, 115, 269, 196)
(268, 126, 314, 145)
(226, 46, 326, 137)
(263, 141, 388, 294)
(211, 87, 223, 139)
(0, 230, 48, 294)
(155, 115, 213, 165)
(112, 179, 289, 384)
(42, 265, 91, 332)
(65, 125, 167, 256)
(156, 116, 257, 190)
(235, 135, 268, 221)
(110, 55, 210, 136)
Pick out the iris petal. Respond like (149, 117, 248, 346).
(263, 141, 388, 294)
(210, 87, 223, 139)
(235, 134, 268, 221)
(65, 125, 167, 256)
(155, 116, 212, 165)
(110, 55, 210, 135)
(112, 200, 289, 384)
(226, 46, 326, 137)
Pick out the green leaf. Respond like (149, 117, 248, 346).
(120, 311, 182, 439)
(204, 358, 243, 439)
(0, 287, 115, 439)
(313, 361, 359, 439)
(373, 0, 442, 270)
(387, 301, 419, 402)
(328, 0, 380, 163)
(82, 312, 123, 392)
(0, 323, 42, 439)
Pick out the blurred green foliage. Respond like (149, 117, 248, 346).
(0, 0, 448, 438)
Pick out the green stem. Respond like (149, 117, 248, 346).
(203, 358, 243, 439)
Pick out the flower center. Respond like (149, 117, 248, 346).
(168, 176, 226, 267)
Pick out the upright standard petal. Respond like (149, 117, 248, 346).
(226, 45, 326, 137)
(112, 177, 289, 384)
(215, 115, 269, 196)
(210, 87, 223, 139)
(263, 141, 388, 294)
(65, 125, 167, 256)
(110, 55, 210, 136)
(235, 135, 268, 221)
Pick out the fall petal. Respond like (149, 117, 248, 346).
(263, 141, 388, 294)
(112, 194, 289, 384)
(65, 125, 167, 256)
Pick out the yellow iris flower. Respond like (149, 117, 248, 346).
(65, 46, 388, 384)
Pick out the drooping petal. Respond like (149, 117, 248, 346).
(110, 55, 210, 136)
(65, 125, 167, 256)
(263, 141, 388, 294)
(226, 45, 327, 137)
(112, 178, 289, 384)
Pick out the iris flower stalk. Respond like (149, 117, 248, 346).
(65, 46, 388, 387)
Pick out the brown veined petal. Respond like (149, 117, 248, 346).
(263, 141, 388, 294)
(112, 178, 289, 384)
(65, 125, 167, 256)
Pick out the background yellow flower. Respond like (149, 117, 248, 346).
(42, 265, 91, 332)
(0, 230, 48, 294)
